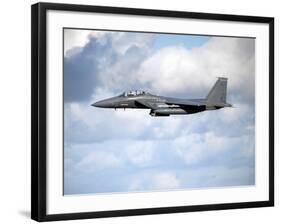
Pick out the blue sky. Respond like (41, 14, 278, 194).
(153, 34, 210, 50)
(63, 29, 255, 195)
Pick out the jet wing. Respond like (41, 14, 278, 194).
(165, 98, 205, 107)
(135, 99, 158, 109)
(136, 98, 205, 109)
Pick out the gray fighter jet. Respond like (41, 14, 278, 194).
(92, 77, 232, 116)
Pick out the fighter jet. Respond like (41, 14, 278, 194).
(92, 77, 232, 116)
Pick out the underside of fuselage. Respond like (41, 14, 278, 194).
(112, 104, 207, 116)
(149, 106, 206, 116)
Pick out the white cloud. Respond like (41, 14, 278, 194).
(106, 32, 153, 55)
(128, 171, 181, 191)
(125, 141, 155, 167)
(64, 29, 91, 56)
(65, 30, 255, 102)
(65, 101, 153, 143)
(173, 132, 253, 165)
(137, 46, 210, 94)
(219, 103, 252, 124)
(153, 172, 181, 189)
(76, 150, 122, 173)
(64, 30, 111, 56)
(64, 29, 153, 57)
(136, 37, 255, 103)
(128, 178, 143, 191)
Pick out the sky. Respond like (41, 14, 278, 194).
(63, 29, 255, 195)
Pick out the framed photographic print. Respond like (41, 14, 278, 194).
(31, 2, 274, 222)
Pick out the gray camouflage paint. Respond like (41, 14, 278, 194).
(92, 77, 232, 116)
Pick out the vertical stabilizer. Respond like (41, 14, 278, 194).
(206, 77, 228, 106)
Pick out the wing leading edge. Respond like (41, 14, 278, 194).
(135, 99, 158, 109)
(136, 98, 205, 109)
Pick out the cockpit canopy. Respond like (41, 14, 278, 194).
(119, 90, 148, 97)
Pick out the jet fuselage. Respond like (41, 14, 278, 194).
(92, 78, 232, 116)
(92, 93, 207, 116)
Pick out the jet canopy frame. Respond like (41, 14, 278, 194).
(120, 90, 148, 97)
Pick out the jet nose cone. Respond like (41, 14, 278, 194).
(91, 99, 112, 108)
(92, 101, 104, 108)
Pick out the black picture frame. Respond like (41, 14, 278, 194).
(31, 2, 274, 222)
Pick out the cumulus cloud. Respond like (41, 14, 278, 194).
(129, 171, 181, 191)
(63, 30, 255, 194)
(76, 150, 122, 173)
(64, 29, 254, 103)
(153, 172, 181, 189)
(64, 30, 114, 56)
(64, 29, 91, 56)
(137, 37, 255, 103)
(64, 30, 153, 102)
(173, 131, 254, 165)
